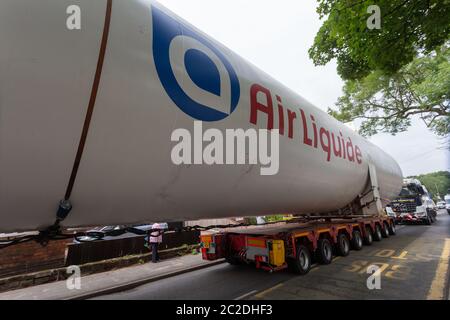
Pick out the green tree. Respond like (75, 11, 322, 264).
(265, 215, 286, 222)
(409, 171, 450, 201)
(309, 0, 450, 80)
(329, 46, 450, 137)
(310, 0, 450, 139)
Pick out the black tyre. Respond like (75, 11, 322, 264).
(336, 233, 350, 256)
(225, 256, 241, 265)
(316, 238, 333, 264)
(381, 222, 390, 238)
(373, 224, 382, 241)
(351, 230, 363, 250)
(427, 211, 435, 223)
(290, 245, 312, 275)
(388, 222, 396, 235)
(364, 226, 373, 245)
(432, 211, 437, 222)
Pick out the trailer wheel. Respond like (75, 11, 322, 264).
(336, 234, 350, 256)
(316, 238, 333, 264)
(225, 257, 241, 265)
(364, 227, 373, 246)
(290, 245, 312, 275)
(381, 222, 390, 238)
(351, 230, 363, 250)
(373, 224, 382, 241)
(388, 222, 396, 235)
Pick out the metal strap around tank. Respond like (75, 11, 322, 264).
(64, 0, 113, 200)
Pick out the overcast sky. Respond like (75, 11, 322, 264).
(158, 0, 449, 177)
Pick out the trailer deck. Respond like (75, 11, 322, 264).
(201, 216, 396, 274)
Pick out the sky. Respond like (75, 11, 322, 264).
(158, 0, 449, 177)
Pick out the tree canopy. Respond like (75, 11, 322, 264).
(309, 0, 450, 80)
(408, 171, 450, 201)
(329, 46, 450, 137)
(310, 0, 450, 139)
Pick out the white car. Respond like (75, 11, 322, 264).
(437, 201, 446, 209)
(446, 195, 450, 214)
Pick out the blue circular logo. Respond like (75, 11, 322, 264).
(152, 6, 240, 122)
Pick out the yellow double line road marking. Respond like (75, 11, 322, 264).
(254, 283, 284, 299)
(427, 238, 450, 300)
(254, 257, 342, 298)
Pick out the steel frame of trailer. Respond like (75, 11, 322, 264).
(200, 215, 396, 274)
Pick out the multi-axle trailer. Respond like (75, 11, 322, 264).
(201, 216, 396, 274)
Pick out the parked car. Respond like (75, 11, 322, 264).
(437, 201, 446, 210)
(73, 223, 168, 243)
(445, 194, 450, 214)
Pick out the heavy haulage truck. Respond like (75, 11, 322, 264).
(0, 0, 403, 263)
(387, 179, 437, 225)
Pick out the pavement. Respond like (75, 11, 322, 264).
(94, 210, 450, 300)
(0, 253, 224, 300)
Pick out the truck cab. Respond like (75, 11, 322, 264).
(387, 179, 437, 225)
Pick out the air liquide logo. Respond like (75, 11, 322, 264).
(152, 6, 240, 121)
(153, 6, 279, 176)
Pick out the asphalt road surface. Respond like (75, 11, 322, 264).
(95, 210, 450, 300)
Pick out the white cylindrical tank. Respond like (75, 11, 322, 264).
(0, 0, 403, 233)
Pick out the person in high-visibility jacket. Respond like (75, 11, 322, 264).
(149, 223, 163, 263)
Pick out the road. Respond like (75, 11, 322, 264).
(95, 210, 450, 300)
